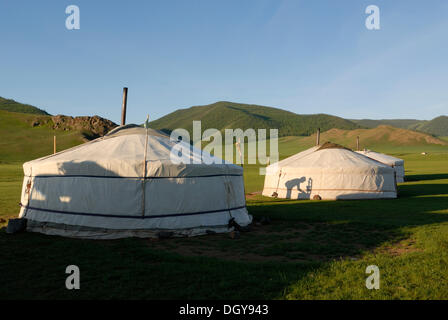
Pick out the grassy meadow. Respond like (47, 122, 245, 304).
(1, 130, 448, 299)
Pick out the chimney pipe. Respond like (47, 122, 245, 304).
(316, 128, 320, 146)
(356, 136, 360, 151)
(121, 87, 128, 126)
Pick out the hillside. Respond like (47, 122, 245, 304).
(351, 119, 422, 130)
(150, 101, 361, 137)
(1, 96, 446, 162)
(352, 116, 448, 136)
(412, 116, 448, 136)
(0, 110, 117, 162)
(300, 125, 448, 152)
(0, 97, 49, 115)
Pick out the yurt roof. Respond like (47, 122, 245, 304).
(274, 145, 320, 167)
(269, 142, 392, 170)
(356, 150, 404, 166)
(23, 124, 240, 177)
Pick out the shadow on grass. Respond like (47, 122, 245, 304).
(405, 173, 448, 182)
(0, 226, 312, 299)
(1, 182, 447, 299)
(399, 182, 448, 197)
(249, 201, 448, 233)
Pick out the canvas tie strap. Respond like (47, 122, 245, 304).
(22, 167, 33, 218)
(224, 175, 234, 220)
(141, 118, 150, 216)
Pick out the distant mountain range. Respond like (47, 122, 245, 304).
(351, 117, 448, 137)
(1, 97, 447, 162)
(303, 125, 447, 150)
(2, 96, 447, 138)
(150, 101, 448, 137)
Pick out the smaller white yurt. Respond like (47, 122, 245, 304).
(18, 124, 251, 239)
(262, 142, 397, 200)
(356, 150, 405, 183)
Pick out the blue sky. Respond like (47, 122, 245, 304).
(0, 0, 447, 124)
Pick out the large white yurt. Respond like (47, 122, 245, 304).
(18, 124, 251, 239)
(262, 142, 397, 200)
(356, 150, 405, 183)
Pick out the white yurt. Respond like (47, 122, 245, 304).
(18, 124, 251, 239)
(262, 142, 397, 200)
(356, 150, 405, 183)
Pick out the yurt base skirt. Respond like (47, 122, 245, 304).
(26, 220, 235, 239)
(262, 187, 397, 200)
(21, 207, 252, 239)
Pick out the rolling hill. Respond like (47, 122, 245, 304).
(1, 96, 447, 162)
(0, 97, 49, 115)
(149, 101, 362, 137)
(352, 116, 448, 136)
(237, 125, 448, 162)
(351, 119, 422, 130)
(412, 116, 448, 136)
(299, 125, 448, 153)
(0, 110, 117, 162)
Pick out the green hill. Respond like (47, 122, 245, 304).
(0, 111, 83, 162)
(0, 97, 50, 115)
(1, 96, 446, 163)
(0, 110, 117, 162)
(150, 101, 361, 137)
(412, 116, 448, 136)
(352, 116, 448, 136)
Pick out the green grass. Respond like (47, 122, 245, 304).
(0, 163, 23, 223)
(1, 141, 448, 299)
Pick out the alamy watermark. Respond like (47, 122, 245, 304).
(65, 265, 80, 290)
(365, 5, 380, 30)
(63, 5, 380, 32)
(168, 121, 279, 175)
(365, 265, 380, 290)
(65, 5, 80, 30)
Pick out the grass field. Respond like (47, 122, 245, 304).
(1, 140, 447, 299)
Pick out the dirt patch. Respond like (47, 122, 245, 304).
(245, 191, 262, 200)
(146, 222, 314, 263)
(145, 221, 384, 263)
(378, 238, 422, 256)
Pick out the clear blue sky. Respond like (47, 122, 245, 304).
(1, 0, 447, 124)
